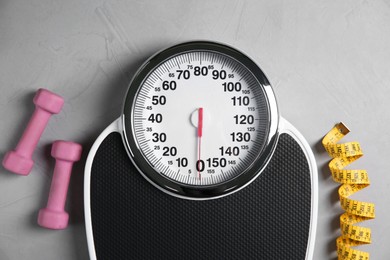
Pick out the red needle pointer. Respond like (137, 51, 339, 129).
(197, 108, 203, 180)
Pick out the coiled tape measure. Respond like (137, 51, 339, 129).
(323, 122, 375, 260)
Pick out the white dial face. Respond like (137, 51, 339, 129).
(131, 51, 270, 187)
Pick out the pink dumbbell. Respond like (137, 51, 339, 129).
(2, 88, 64, 175)
(38, 140, 82, 230)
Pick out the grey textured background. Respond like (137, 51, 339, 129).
(1, 0, 389, 259)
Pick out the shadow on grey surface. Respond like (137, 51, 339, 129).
(327, 223, 339, 260)
(314, 139, 340, 260)
(313, 138, 332, 182)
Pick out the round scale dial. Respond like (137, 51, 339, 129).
(123, 42, 278, 199)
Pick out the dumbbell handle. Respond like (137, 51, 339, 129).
(3, 89, 64, 175)
(15, 108, 53, 158)
(37, 140, 82, 230)
(45, 160, 73, 211)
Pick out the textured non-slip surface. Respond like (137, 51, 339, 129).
(90, 133, 312, 259)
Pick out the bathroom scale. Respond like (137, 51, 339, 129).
(84, 41, 318, 259)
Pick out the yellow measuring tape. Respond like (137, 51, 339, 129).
(322, 122, 375, 260)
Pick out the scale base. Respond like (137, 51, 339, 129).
(84, 118, 317, 260)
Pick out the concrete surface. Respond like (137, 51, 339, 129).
(1, 0, 389, 259)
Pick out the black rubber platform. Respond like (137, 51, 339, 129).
(90, 133, 311, 260)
